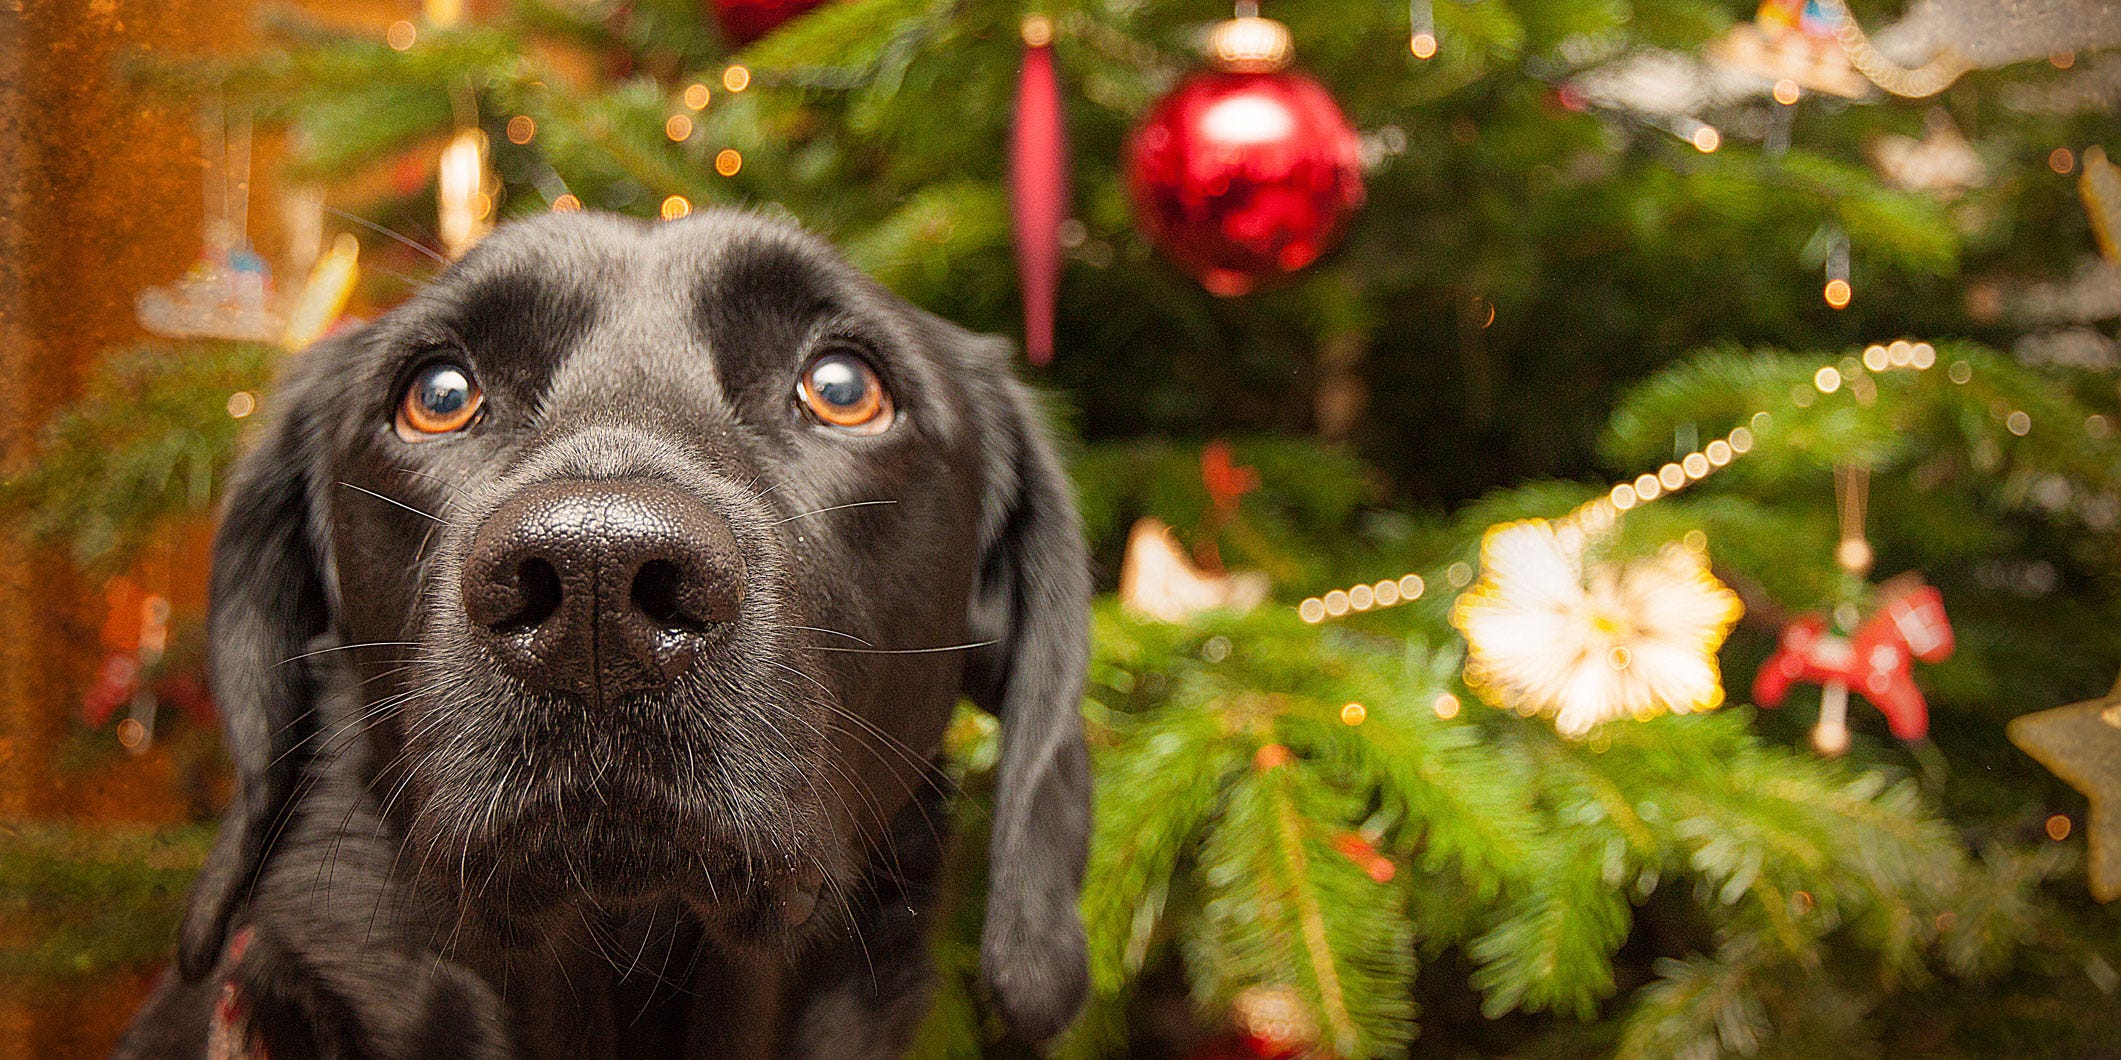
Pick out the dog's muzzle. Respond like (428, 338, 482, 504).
(461, 478, 744, 701)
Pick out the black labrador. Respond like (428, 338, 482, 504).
(116, 210, 1090, 1059)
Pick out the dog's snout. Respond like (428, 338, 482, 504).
(463, 478, 744, 700)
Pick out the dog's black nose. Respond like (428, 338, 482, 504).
(462, 479, 743, 700)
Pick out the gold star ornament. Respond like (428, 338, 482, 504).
(2008, 676, 2121, 902)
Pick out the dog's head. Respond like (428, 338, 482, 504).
(181, 210, 1090, 1041)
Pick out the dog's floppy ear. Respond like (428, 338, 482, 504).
(960, 338, 1092, 1044)
(177, 344, 339, 979)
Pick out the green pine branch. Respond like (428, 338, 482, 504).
(1, 341, 279, 571)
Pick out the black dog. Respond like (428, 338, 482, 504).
(116, 210, 1090, 1058)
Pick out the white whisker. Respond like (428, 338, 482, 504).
(338, 481, 445, 523)
(767, 499, 897, 526)
(805, 640, 994, 655)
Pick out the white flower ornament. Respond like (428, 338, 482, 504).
(1451, 519, 1743, 736)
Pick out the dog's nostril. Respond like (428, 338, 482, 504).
(494, 557, 563, 635)
(465, 479, 744, 698)
(631, 558, 714, 634)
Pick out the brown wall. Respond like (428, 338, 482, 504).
(2, 0, 246, 823)
(0, 0, 408, 822)
(0, 3, 389, 1053)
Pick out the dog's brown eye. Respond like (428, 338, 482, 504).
(396, 362, 483, 441)
(798, 351, 892, 433)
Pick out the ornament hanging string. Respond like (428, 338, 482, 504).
(1810, 462, 1874, 754)
(1833, 462, 1872, 575)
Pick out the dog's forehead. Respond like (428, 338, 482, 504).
(431, 211, 921, 394)
(448, 210, 874, 325)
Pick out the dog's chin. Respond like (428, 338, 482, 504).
(415, 775, 840, 952)
(556, 816, 832, 935)
(395, 653, 848, 945)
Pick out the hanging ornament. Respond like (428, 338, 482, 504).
(438, 128, 496, 258)
(1811, 0, 1970, 98)
(437, 128, 494, 258)
(2009, 674, 2121, 902)
(1755, 578, 1955, 750)
(711, 0, 830, 46)
(1194, 439, 1260, 572)
(1118, 517, 1269, 624)
(2084, 145, 2121, 266)
(1451, 519, 1743, 737)
(1708, 0, 1870, 99)
(1125, 5, 1364, 296)
(1179, 984, 1315, 1059)
(1752, 466, 1955, 753)
(136, 101, 281, 342)
(1845, 0, 2121, 86)
(80, 575, 170, 755)
(1010, 14, 1068, 366)
(1866, 109, 1986, 198)
(281, 233, 362, 351)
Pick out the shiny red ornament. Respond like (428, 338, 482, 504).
(710, 0, 829, 45)
(1126, 25, 1363, 297)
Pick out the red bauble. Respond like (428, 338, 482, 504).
(1127, 59, 1363, 296)
(711, 0, 829, 45)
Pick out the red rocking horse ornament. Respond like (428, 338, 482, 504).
(1753, 577, 1954, 748)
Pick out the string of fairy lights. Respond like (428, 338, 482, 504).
(1296, 339, 1960, 625)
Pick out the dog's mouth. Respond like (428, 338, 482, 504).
(395, 691, 845, 944)
(533, 813, 830, 932)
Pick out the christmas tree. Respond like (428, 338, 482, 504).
(6, 0, 2121, 1055)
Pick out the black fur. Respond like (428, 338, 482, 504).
(116, 211, 1091, 1058)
